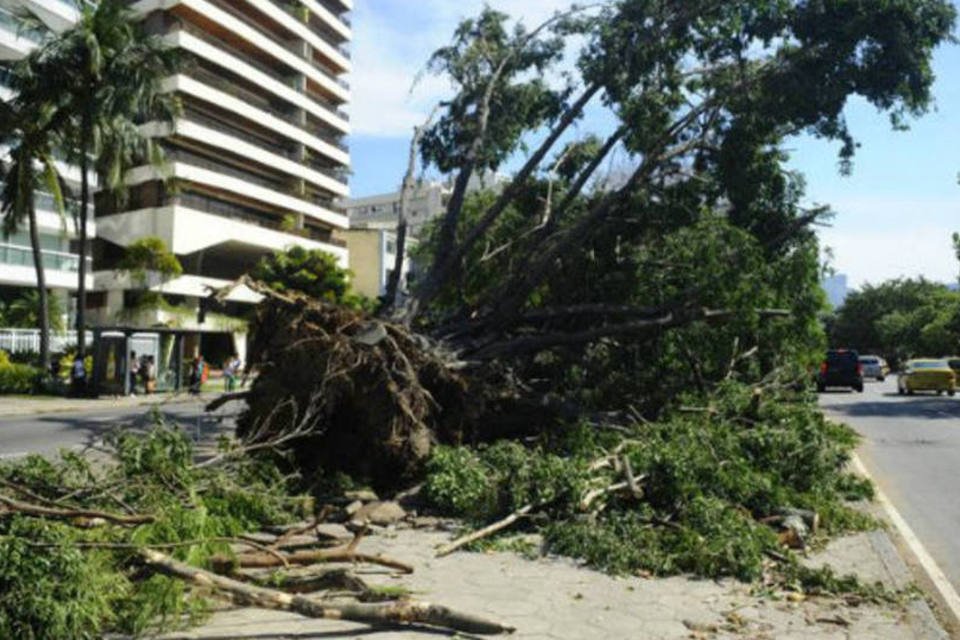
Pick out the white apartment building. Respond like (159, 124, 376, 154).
(91, 0, 352, 338)
(0, 0, 93, 328)
(3, 0, 352, 366)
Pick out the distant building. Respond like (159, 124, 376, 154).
(335, 225, 416, 300)
(343, 171, 509, 239)
(823, 274, 849, 309)
(340, 172, 508, 299)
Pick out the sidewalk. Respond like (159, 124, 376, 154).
(0, 391, 222, 418)
(157, 524, 949, 640)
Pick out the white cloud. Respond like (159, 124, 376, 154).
(817, 196, 960, 288)
(348, 0, 587, 138)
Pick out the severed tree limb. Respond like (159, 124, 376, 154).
(436, 502, 543, 558)
(213, 533, 414, 575)
(140, 548, 516, 635)
(238, 566, 370, 595)
(579, 482, 630, 511)
(383, 106, 440, 314)
(0, 493, 154, 526)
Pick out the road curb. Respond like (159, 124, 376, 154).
(852, 452, 960, 635)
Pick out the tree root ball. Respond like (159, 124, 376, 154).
(238, 297, 474, 491)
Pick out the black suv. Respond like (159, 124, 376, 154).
(816, 349, 864, 392)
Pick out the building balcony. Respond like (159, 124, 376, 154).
(166, 27, 350, 134)
(125, 162, 347, 228)
(20, 0, 78, 31)
(274, 0, 350, 44)
(238, 0, 351, 73)
(0, 242, 93, 290)
(134, 0, 350, 102)
(0, 8, 37, 60)
(156, 116, 348, 197)
(178, 66, 350, 145)
(96, 202, 348, 265)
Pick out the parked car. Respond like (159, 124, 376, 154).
(816, 349, 863, 392)
(858, 355, 889, 381)
(897, 359, 956, 396)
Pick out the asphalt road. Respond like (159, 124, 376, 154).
(820, 377, 960, 595)
(0, 400, 237, 459)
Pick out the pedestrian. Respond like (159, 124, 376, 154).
(129, 351, 139, 395)
(223, 353, 240, 392)
(189, 354, 205, 394)
(144, 355, 157, 395)
(70, 355, 86, 398)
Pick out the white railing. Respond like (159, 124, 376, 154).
(0, 328, 91, 354)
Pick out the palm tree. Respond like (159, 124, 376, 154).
(0, 100, 68, 372)
(20, 0, 178, 356)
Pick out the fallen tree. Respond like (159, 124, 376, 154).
(0, 425, 512, 638)
(230, 0, 954, 491)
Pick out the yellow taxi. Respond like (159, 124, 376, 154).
(897, 359, 956, 396)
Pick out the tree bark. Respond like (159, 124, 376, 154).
(0, 493, 155, 526)
(212, 547, 414, 574)
(436, 503, 539, 557)
(383, 108, 438, 314)
(140, 549, 516, 635)
(408, 84, 601, 323)
(75, 112, 90, 358)
(27, 201, 50, 372)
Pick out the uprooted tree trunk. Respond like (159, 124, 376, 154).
(234, 292, 482, 490)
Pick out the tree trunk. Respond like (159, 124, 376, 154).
(76, 111, 91, 357)
(27, 203, 50, 372)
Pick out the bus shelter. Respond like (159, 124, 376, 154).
(90, 326, 195, 396)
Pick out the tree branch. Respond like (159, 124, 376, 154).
(140, 548, 515, 635)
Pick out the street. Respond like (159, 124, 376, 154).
(820, 377, 960, 597)
(0, 400, 237, 459)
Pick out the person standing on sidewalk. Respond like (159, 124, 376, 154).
(223, 353, 240, 392)
(70, 355, 87, 398)
(143, 355, 157, 395)
(128, 351, 139, 396)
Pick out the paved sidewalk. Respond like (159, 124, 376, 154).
(0, 391, 222, 418)
(157, 525, 948, 640)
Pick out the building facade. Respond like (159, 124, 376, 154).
(2, 0, 353, 364)
(335, 224, 415, 300)
(92, 0, 352, 339)
(822, 273, 848, 309)
(0, 0, 93, 329)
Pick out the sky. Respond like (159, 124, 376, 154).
(345, 1, 960, 291)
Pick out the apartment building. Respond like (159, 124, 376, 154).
(89, 0, 352, 342)
(0, 0, 93, 329)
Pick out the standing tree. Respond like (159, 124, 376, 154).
(17, 0, 178, 357)
(0, 100, 68, 372)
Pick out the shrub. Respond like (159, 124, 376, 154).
(0, 361, 40, 394)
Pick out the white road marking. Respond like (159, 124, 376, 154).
(851, 453, 960, 623)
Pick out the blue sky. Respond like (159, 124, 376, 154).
(346, 1, 960, 290)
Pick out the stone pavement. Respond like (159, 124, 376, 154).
(157, 525, 948, 640)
